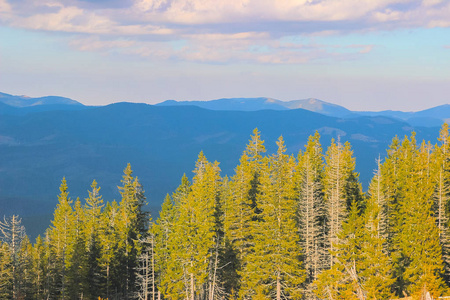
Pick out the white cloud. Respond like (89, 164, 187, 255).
(0, 0, 11, 13)
(70, 36, 136, 51)
(131, 0, 415, 24)
(12, 5, 116, 33)
(2, 0, 449, 64)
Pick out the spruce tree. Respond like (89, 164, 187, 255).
(99, 200, 121, 299)
(0, 241, 12, 299)
(152, 194, 177, 299)
(434, 123, 450, 284)
(164, 152, 221, 300)
(117, 164, 149, 299)
(31, 235, 48, 299)
(385, 134, 448, 297)
(47, 178, 75, 299)
(297, 131, 325, 297)
(83, 180, 104, 298)
(0, 214, 26, 299)
(323, 139, 357, 268)
(242, 137, 305, 299)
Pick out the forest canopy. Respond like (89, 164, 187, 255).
(2, 125, 450, 300)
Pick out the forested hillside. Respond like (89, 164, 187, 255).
(2, 101, 437, 239)
(2, 126, 450, 299)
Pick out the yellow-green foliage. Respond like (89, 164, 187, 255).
(4, 126, 450, 299)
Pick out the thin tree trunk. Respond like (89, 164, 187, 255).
(276, 276, 281, 300)
(191, 273, 195, 300)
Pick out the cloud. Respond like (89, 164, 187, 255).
(0, 0, 10, 11)
(2, 0, 450, 64)
(67, 31, 374, 65)
(70, 36, 136, 51)
(4, 0, 450, 38)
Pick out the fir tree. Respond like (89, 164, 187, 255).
(31, 235, 48, 300)
(47, 178, 74, 299)
(117, 164, 149, 299)
(0, 241, 12, 299)
(434, 123, 450, 284)
(0, 214, 26, 299)
(323, 139, 357, 268)
(164, 152, 221, 300)
(242, 137, 305, 299)
(297, 131, 325, 297)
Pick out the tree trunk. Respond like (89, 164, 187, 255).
(276, 276, 281, 300)
(191, 273, 195, 300)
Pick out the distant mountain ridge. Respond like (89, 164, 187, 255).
(0, 92, 84, 107)
(157, 97, 450, 127)
(157, 97, 353, 117)
(0, 92, 87, 115)
(0, 91, 448, 238)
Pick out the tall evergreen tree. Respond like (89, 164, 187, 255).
(117, 164, 149, 299)
(323, 139, 358, 268)
(433, 123, 450, 284)
(83, 180, 104, 299)
(99, 200, 121, 299)
(0, 241, 12, 299)
(31, 235, 49, 300)
(297, 132, 325, 297)
(47, 178, 75, 299)
(242, 137, 305, 299)
(164, 152, 222, 300)
(0, 214, 26, 299)
(385, 134, 448, 297)
(153, 194, 176, 298)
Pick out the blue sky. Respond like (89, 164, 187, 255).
(1, 0, 449, 111)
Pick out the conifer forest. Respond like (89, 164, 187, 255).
(3, 125, 450, 300)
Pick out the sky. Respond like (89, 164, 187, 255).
(0, 0, 449, 111)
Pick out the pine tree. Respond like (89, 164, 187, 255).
(31, 235, 48, 299)
(297, 131, 325, 297)
(390, 135, 447, 297)
(0, 214, 26, 299)
(433, 123, 450, 284)
(164, 152, 221, 299)
(136, 234, 156, 300)
(99, 200, 121, 299)
(315, 197, 394, 300)
(361, 174, 395, 299)
(16, 236, 33, 299)
(323, 139, 357, 268)
(223, 152, 256, 297)
(242, 137, 305, 299)
(117, 164, 149, 299)
(0, 241, 12, 299)
(83, 180, 104, 299)
(221, 129, 267, 298)
(47, 178, 75, 299)
(315, 200, 365, 300)
(152, 194, 175, 299)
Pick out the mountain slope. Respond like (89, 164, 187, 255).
(157, 97, 449, 126)
(0, 92, 84, 108)
(157, 97, 352, 117)
(0, 102, 439, 238)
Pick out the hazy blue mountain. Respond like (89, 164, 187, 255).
(157, 97, 289, 111)
(0, 92, 84, 108)
(0, 101, 439, 238)
(272, 98, 353, 117)
(356, 107, 449, 127)
(157, 97, 352, 117)
(158, 97, 449, 127)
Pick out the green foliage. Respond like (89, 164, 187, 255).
(7, 127, 450, 299)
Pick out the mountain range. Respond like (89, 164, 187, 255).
(157, 97, 450, 127)
(0, 92, 447, 237)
